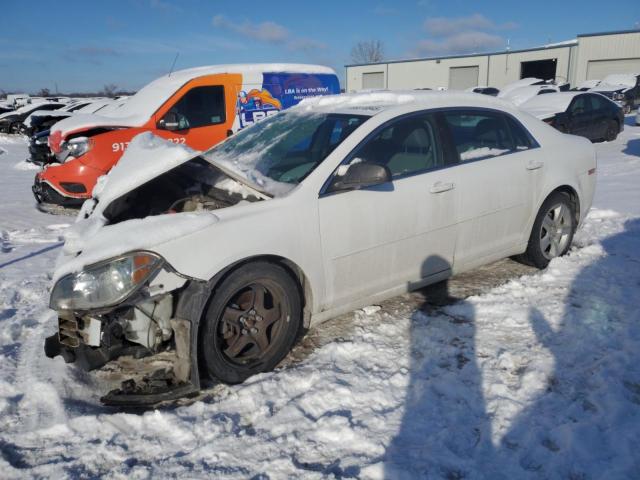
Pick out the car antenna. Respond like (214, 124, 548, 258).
(168, 52, 179, 77)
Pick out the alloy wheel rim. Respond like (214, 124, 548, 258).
(217, 280, 287, 366)
(540, 203, 572, 260)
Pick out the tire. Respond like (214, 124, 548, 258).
(605, 120, 619, 142)
(521, 192, 576, 269)
(623, 104, 631, 115)
(199, 261, 302, 384)
(9, 123, 20, 134)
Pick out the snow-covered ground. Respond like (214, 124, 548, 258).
(1, 119, 639, 479)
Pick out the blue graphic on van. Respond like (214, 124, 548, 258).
(236, 73, 340, 128)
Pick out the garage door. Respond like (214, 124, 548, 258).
(587, 58, 640, 80)
(449, 66, 479, 90)
(362, 72, 385, 89)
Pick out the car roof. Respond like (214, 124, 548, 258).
(294, 90, 519, 117)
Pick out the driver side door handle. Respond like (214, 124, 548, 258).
(526, 160, 544, 171)
(430, 182, 455, 194)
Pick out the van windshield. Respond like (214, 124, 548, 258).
(202, 111, 369, 197)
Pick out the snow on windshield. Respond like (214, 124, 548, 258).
(202, 110, 369, 197)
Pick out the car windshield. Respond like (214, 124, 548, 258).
(202, 111, 369, 197)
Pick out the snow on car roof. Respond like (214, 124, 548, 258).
(296, 90, 517, 116)
(598, 73, 638, 89)
(106, 63, 336, 123)
(498, 78, 544, 97)
(519, 92, 583, 119)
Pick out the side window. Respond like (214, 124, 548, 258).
(443, 111, 514, 162)
(168, 86, 225, 129)
(349, 114, 443, 178)
(589, 94, 606, 110)
(569, 96, 590, 115)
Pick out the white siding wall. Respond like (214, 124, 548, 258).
(346, 31, 640, 92)
(573, 32, 640, 84)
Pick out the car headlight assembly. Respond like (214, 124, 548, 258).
(50, 252, 163, 311)
(62, 136, 93, 160)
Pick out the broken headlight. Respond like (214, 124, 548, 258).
(62, 136, 93, 161)
(50, 252, 163, 311)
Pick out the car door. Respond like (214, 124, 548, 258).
(439, 109, 537, 268)
(318, 112, 458, 309)
(567, 95, 594, 139)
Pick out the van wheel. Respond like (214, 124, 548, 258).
(605, 120, 618, 142)
(521, 192, 576, 269)
(200, 261, 302, 384)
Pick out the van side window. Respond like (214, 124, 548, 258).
(170, 86, 226, 129)
(349, 113, 443, 178)
(443, 111, 515, 162)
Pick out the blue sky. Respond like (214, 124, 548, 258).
(1, 0, 638, 93)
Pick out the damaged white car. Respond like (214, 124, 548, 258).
(45, 91, 597, 405)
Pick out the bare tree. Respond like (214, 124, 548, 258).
(350, 40, 385, 64)
(101, 83, 119, 98)
(37, 88, 51, 97)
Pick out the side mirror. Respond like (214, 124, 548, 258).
(158, 112, 181, 131)
(328, 161, 391, 193)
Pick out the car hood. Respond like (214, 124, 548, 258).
(53, 132, 266, 282)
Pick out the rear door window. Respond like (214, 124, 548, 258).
(569, 96, 591, 115)
(169, 86, 226, 129)
(442, 111, 515, 162)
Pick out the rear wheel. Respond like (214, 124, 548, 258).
(521, 192, 576, 269)
(200, 261, 302, 384)
(605, 120, 619, 142)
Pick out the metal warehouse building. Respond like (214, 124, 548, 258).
(345, 29, 640, 91)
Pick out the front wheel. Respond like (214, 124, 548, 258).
(521, 192, 576, 269)
(200, 261, 302, 384)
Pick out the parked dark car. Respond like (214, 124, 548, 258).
(0, 102, 63, 134)
(521, 92, 624, 142)
(20, 101, 96, 136)
(28, 129, 56, 165)
(590, 73, 640, 114)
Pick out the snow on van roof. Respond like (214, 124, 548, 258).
(108, 63, 335, 121)
(519, 92, 582, 119)
(296, 90, 516, 115)
(52, 63, 336, 137)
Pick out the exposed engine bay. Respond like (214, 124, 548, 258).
(102, 156, 262, 224)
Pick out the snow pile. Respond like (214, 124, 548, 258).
(499, 85, 560, 106)
(1, 121, 640, 478)
(498, 78, 544, 97)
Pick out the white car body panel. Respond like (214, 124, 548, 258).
(55, 91, 597, 327)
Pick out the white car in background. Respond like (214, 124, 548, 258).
(44, 91, 597, 405)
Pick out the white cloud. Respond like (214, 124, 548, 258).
(212, 15, 289, 44)
(425, 14, 517, 37)
(212, 14, 326, 53)
(414, 31, 505, 56)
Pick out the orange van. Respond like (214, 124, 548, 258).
(33, 64, 340, 207)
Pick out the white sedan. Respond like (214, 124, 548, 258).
(45, 91, 597, 405)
